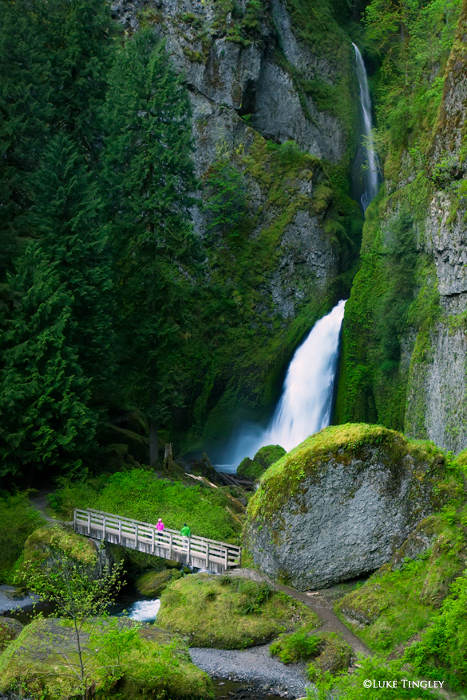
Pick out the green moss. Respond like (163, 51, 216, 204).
(0, 492, 45, 583)
(23, 525, 97, 567)
(135, 569, 180, 597)
(0, 618, 23, 653)
(157, 573, 319, 648)
(247, 423, 455, 522)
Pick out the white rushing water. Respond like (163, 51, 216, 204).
(224, 300, 346, 468)
(126, 599, 161, 622)
(353, 43, 379, 210)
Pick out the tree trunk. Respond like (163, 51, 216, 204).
(149, 418, 158, 467)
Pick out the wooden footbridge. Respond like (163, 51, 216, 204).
(74, 508, 242, 573)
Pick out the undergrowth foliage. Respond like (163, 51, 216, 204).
(50, 470, 242, 543)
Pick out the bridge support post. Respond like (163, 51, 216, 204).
(87, 512, 91, 536)
(206, 543, 209, 568)
(168, 533, 173, 559)
(187, 538, 191, 566)
(152, 528, 155, 554)
(118, 520, 122, 544)
(135, 524, 138, 550)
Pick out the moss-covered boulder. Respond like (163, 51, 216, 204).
(246, 424, 460, 590)
(254, 445, 286, 469)
(237, 457, 264, 480)
(0, 617, 23, 653)
(20, 525, 114, 584)
(24, 526, 97, 567)
(0, 617, 213, 699)
(237, 445, 287, 480)
(135, 569, 180, 597)
(157, 573, 319, 648)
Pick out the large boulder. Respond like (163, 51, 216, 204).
(246, 424, 458, 590)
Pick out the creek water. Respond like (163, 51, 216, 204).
(353, 43, 379, 211)
(221, 300, 347, 469)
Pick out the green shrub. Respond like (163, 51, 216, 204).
(406, 570, 467, 689)
(270, 627, 321, 663)
(309, 656, 443, 700)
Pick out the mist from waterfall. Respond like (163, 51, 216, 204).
(222, 300, 346, 471)
(353, 43, 379, 210)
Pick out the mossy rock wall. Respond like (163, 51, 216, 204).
(336, 1, 467, 455)
(246, 424, 459, 590)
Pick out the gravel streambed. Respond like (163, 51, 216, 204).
(190, 644, 310, 699)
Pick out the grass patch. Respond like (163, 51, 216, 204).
(157, 573, 319, 648)
(49, 470, 242, 544)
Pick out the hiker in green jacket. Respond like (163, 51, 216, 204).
(180, 523, 191, 537)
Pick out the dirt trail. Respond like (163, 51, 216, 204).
(29, 490, 70, 526)
(274, 582, 371, 658)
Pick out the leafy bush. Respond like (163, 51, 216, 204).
(406, 570, 467, 689)
(309, 656, 443, 700)
(270, 627, 321, 663)
(0, 492, 44, 582)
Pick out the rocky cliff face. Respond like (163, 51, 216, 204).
(246, 424, 452, 590)
(405, 13, 467, 453)
(112, 0, 361, 447)
(337, 1, 467, 454)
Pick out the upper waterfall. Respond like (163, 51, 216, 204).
(222, 300, 346, 469)
(353, 43, 379, 210)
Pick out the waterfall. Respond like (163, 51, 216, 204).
(262, 299, 346, 451)
(353, 43, 379, 210)
(222, 300, 346, 469)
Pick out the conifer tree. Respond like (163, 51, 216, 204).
(103, 29, 197, 465)
(0, 134, 114, 480)
(0, 244, 96, 479)
(0, 0, 51, 283)
(31, 133, 114, 399)
(43, 0, 117, 159)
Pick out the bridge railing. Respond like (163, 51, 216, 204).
(73, 508, 241, 570)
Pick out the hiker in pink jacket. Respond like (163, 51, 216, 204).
(156, 518, 165, 540)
